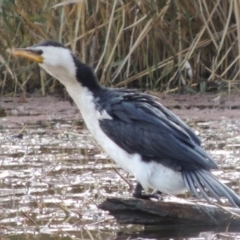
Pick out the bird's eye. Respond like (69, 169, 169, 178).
(35, 49, 43, 55)
(27, 49, 43, 55)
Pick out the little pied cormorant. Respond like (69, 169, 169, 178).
(12, 40, 240, 207)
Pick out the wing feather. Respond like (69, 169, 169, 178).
(98, 90, 217, 170)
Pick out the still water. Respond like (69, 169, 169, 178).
(0, 96, 240, 239)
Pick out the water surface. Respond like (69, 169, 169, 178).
(0, 96, 240, 239)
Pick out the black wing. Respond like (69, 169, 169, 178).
(97, 90, 217, 170)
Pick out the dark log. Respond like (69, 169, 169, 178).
(98, 197, 240, 227)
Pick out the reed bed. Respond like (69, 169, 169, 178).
(0, 0, 240, 95)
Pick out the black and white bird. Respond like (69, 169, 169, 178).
(12, 40, 240, 207)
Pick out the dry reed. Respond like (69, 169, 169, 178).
(0, 0, 240, 95)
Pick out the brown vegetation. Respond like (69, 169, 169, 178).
(1, 0, 240, 95)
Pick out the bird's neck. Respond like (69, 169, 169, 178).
(60, 57, 103, 126)
(66, 78, 102, 137)
(66, 80, 96, 111)
(72, 55, 101, 92)
(40, 54, 103, 124)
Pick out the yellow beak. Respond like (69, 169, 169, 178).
(12, 48, 43, 63)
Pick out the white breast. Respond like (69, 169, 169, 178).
(66, 83, 134, 173)
(66, 83, 186, 195)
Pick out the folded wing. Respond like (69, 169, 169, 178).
(98, 91, 217, 170)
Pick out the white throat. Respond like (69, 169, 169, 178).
(36, 45, 77, 86)
(64, 81, 100, 136)
(39, 63, 76, 88)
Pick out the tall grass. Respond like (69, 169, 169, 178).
(0, 0, 240, 95)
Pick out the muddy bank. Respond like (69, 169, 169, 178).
(1, 93, 240, 124)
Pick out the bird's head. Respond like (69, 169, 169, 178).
(12, 40, 98, 91)
(12, 41, 77, 85)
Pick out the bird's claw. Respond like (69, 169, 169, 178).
(133, 182, 162, 200)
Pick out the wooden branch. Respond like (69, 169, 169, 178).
(98, 197, 240, 226)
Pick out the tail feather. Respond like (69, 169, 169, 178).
(197, 170, 237, 206)
(183, 170, 220, 203)
(182, 169, 240, 208)
(197, 170, 230, 203)
(189, 171, 210, 201)
(183, 171, 201, 199)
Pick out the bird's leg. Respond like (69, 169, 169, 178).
(133, 182, 162, 199)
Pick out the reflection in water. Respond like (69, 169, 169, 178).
(0, 107, 240, 239)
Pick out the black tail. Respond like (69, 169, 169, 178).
(182, 169, 240, 207)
